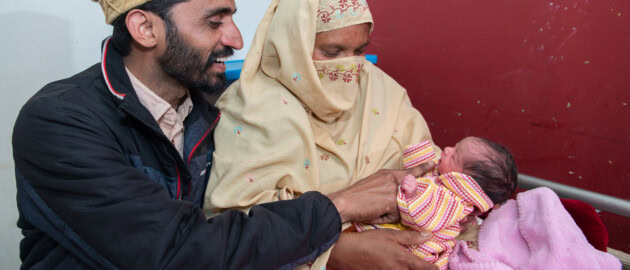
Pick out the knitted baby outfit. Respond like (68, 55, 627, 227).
(354, 141, 494, 270)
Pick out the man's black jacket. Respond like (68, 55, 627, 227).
(12, 37, 341, 269)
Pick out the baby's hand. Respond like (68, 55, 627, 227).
(400, 175, 417, 198)
(459, 215, 477, 233)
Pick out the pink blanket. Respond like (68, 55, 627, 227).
(449, 187, 620, 270)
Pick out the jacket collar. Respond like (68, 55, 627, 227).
(101, 37, 130, 101)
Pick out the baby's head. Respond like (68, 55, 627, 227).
(437, 137, 518, 205)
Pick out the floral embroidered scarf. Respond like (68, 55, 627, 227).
(205, 0, 439, 267)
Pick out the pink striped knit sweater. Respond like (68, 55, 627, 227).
(355, 141, 494, 270)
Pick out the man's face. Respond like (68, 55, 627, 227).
(312, 23, 371, 61)
(159, 0, 243, 94)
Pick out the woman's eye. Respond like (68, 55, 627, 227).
(354, 49, 365, 55)
(323, 50, 339, 57)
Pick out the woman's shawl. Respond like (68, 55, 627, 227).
(204, 0, 439, 267)
(205, 0, 437, 211)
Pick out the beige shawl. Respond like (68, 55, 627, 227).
(205, 0, 439, 267)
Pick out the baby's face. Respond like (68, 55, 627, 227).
(437, 137, 484, 174)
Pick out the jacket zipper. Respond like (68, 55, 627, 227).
(176, 166, 181, 200)
(185, 113, 221, 200)
(161, 142, 182, 200)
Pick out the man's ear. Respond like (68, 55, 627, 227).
(125, 9, 162, 49)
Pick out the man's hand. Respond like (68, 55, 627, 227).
(328, 229, 438, 270)
(327, 162, 435, 223)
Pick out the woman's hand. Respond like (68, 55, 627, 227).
(328, 229, 438, 270)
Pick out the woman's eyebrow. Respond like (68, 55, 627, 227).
(320, 44, 345, 50)
(321, 41, 370, 50)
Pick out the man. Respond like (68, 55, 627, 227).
(13, 0, 436, 269)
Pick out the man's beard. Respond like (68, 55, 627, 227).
(159, 22, 233, 95)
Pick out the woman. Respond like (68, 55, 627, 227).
(205, 0, 439, 267)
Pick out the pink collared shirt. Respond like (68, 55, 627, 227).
(126, 68, 193, 158)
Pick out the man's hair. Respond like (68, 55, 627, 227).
(463, 137, 518, 205)
(111, 0, 190, 56)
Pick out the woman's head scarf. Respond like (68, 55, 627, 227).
(259, 0, 373, 123)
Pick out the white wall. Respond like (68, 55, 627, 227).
(0, 0, 270, 268)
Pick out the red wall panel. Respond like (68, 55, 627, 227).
(367, 0, 630, 251)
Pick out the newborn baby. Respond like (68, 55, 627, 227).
(355, 137, 518, 270)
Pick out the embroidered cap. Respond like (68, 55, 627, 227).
(95, 0, 152, 24)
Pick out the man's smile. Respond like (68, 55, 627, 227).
(209, 57, 228, 72)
